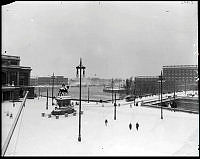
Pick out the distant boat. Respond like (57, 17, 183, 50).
(71, 82, 88, 87)
(103, 86, 126, 93)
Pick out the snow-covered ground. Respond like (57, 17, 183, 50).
(2, 95, 199, 156)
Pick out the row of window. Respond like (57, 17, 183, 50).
(2, 71, 30, 86)
(2, 60, 20, 66)
(163, 68, 197, 73)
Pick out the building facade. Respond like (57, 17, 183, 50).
(162, 65, 198, 93)
(133, 65, 198, 97)
(134, 76, 159, 96)
(2, 54, 34, 100)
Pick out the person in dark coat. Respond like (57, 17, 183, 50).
(105, 119, 108, 126)
(10, 113, 13, 119)
(136, 122, 139, 131)
(129, 123, 132, 130)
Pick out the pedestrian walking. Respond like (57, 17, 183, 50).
(129, 123, 132, 130)
(10, 113, 13, 119)
(136, 122, 139, 131)
(105, 119, 108, 126)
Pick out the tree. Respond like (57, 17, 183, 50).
(124, 77, 134, 95)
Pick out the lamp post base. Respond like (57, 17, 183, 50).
(78, 136, 81, 142)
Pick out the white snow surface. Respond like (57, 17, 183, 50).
(2, 96, 199, 156)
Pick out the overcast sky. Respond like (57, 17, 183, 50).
(2, 1, 198, 79)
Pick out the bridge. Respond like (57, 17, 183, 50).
(141, 96, 199, 114)
(142, 96, 178, 105)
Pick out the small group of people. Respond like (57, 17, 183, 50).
(6, 112, 13, 119)
(129, 122, 139, 131)
(104, 119, 139, 131)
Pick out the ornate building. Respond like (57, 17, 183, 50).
(2, 54, 34, 100)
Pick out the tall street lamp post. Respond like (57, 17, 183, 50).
(76, 58, 86, 142)
(112, 78, 114, 103)
(114, 92, 117, 120)
(52, 73, 55, 105)
(134, 81, 136, 106)
(88, 85, 90, 103)
(160, 71, 163, 119)
(174, 74, 176, 101)
(36, 76, 39, 99)
(158, 77, 160, 104)
(184, 77, 187, 96)
(12, 91, 15, 107)
(46, 87, 48, 110)
(158, 71, 165, 119)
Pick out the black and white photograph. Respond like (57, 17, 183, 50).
(1, 1, 199, 156)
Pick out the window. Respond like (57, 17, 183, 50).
(2, 72, 7, 85)
(19, 72, 29, 86)
(10, 72, 17, 85)
(10, 60, 18, 65)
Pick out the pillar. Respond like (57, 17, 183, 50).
(7, 71, 10, 85)
(17, 71, 20, 86)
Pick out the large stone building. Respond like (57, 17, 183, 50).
(162, 65, 198, 93)
(133, 65, 198, 97)
(2, 54, 34, 100)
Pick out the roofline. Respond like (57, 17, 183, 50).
(2, 65, 32, 70)
(2, 54, 20, 60)
(135, 76, 159, 78)
(163, 65, 198, 68)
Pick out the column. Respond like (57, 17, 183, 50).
(17, 71, 20, 86)
(7, 71, 10, 85)
(28, 71, 31, 86)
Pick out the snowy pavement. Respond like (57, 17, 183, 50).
(1, 96, 199, 156)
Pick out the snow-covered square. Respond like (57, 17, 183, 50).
(2, 97, 199, 156)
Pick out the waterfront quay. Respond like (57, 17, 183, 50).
(33, 85, 121, 102)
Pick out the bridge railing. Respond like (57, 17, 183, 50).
(2, 91, 29, 156)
